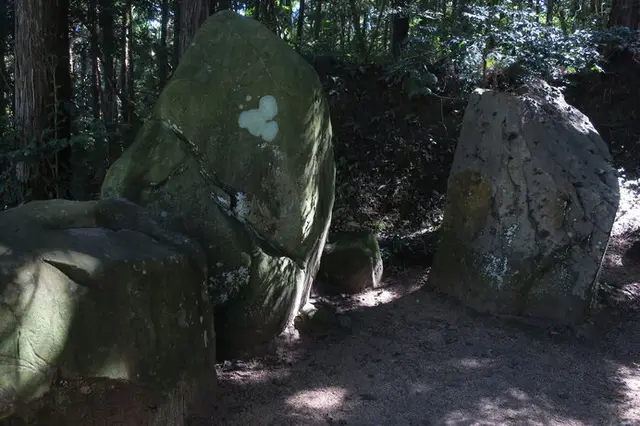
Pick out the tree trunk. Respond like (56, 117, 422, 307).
(366, 0, 388, 57)
(297, 0, 306, 43)
(88, 0, 100, 119)
(178, 0, 214, 61)
(119, 0, 136, 146)
(172, 0, 180, 68)
(546, 0, 554, 24)
(257, 0, 278, 32)
(158, 0, 170, 90)
(313, 0, 323, 40)
(99, 0, 117, 162)
(608, 0, 640, 28)
(348, 0, 367, 58)
(0, 0, 7, 128)
(391, 0, 409, 59)
(14, 0, 72, 200)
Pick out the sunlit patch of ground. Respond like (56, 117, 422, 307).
(614, 363, 640, 424)
(310, 267, 429, 314)
(612, 172, 640, 237)
(285, 387, 348, 412)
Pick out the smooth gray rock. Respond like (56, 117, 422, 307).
(430, 80, 619, 325)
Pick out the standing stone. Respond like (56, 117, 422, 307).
(101, 11, 335, 357)
(430, 80, 619, 325)
(317, 230, 383, 294)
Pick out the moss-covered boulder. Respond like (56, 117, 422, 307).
(430, 80, 619, 325)
(317, 230, 383, 294)
(0, 198, 215, 424)
(101, 11, 335, 357)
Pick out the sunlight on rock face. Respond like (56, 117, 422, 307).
(286, 387, 347, 411)
(613, 172, 640, 236)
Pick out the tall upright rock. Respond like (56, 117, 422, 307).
(430, 80, 619, 324)
(101, 11, 335, 357)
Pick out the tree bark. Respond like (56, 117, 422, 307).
(0, 0, 7, 128)
(313, 0, 323, 40)
(14, 0, 72, 199)
(257, 0, 278, 32)
(546, 0, 554, 24)
(297, 0, 306, 43)
(172, 0, 181, 68)
(608, 0, 640, 28)
(366, 0, 387, 57)
(391, 0, 409, 59)
(158, 0, 170, 90)
(99, 0, 117, 124)
(348, 0, 367, 58)
(119, 0, 136, 146)
(88, 0, 100, 119)
(178, 0, 214, 61)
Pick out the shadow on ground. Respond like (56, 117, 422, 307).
(213, 266, 640, 425)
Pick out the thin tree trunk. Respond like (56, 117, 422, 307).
(391, 0, 410, 59)
(159, 0, 170, 89)
(348, 0, 367, 58)
(99, 0, 117, 162)
(313, 0, 323, 40)
(172, 0, 180, 68)
(119, 0, 135, 145)
(546, 0, 554, 24)
(257, 0, 278, 32)
(0, 0, 7, 128)
(367, 0, 388, 58)
(89, 0, 100, 119)
(339, 9, 346, 50)
(297, 0, 305, 43)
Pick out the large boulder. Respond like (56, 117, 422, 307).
(0, 198, 216, 424)
(430, 80, 619, 325)
(101, 10, 335, 357)
(317, 230, 383, 294)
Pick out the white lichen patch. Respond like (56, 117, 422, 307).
(234, 192, 250, 221)
(484, 253, 509, 289)
(209, 265, 251, 305)
(505, 223, 519, 245)
(238, 95, 280, 142)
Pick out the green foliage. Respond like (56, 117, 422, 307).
(393, 2, 602, 94)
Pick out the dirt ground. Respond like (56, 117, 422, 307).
(212, 179, 640, 426)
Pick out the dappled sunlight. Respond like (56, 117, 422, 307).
(323, 268, 429, 312)
(285, 386, 348, 412)
(443, 390, 581, 426)
(614, 364, 640, 423)
(612, 171, 640, 236)
(453, 357, 497, 369)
